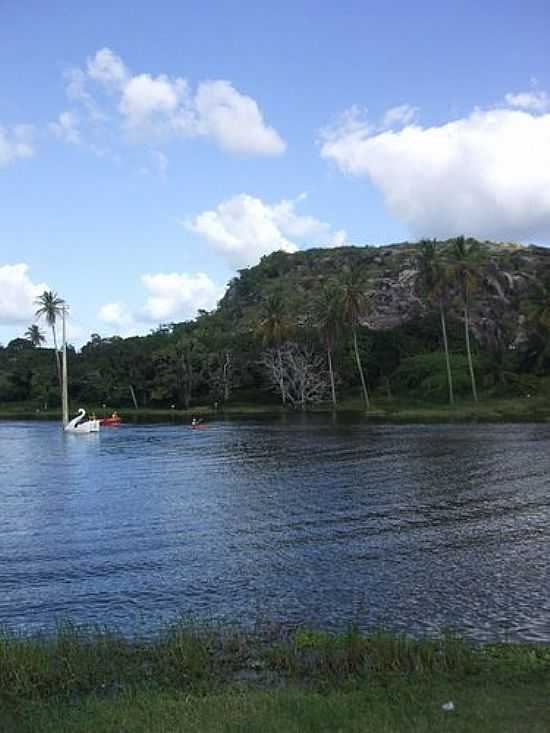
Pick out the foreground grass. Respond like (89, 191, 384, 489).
(2, 394, 550, 422)
(1, 623, 550, 732)
(12, 678, 550, 733)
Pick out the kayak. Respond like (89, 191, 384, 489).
(191, 424, 208, 429)
(100, 417, 122, 426)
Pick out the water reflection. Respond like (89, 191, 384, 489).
(0, 418, 549, 640)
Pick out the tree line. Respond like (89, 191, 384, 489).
(1, 238, 549, 411)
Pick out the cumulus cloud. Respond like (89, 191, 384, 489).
(504, 89, 550, 112)
(381, 104, 418, 129)
(320, 101, 550, 242)
(120, 73, 189, 135)
(186, 193, 347, 267)
(98, 272, 223, 334)
(63, 48, 285, 155)
(64, 68, 106, 122)
(98, 302, 133, 328)
(194, 80, 285, 154)
(87, 47, 128, 89)
(0, 125, 34, 167)
(140, 272, 223, 321)
(0, 264, 48, 324)
(49, 111, 81, 144)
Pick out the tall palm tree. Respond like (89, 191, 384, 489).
(313, 287, 340, 408)
(448, 236, 482, 402)
(524, 279, 550, 372)
(528, 281, 550, 331)
(35, 290, 65, 386)
(417, 239, 454, 405)
(24, 324, 46, 347)
(256, 293, 294, 404)
(340, 266, 370, 410)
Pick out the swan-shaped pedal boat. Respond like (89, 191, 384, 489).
(64, 408, 101, 433)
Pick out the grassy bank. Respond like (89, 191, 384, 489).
(1, 394, 550, 423)
(2, 623, 550, 731)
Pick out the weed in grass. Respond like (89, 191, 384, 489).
(1, 619, 549, 709)
(265, 626, 479, 683)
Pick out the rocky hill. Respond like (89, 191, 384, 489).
(218, 240, 550, 351)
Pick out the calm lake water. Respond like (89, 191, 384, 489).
(1, 418, 549, 641)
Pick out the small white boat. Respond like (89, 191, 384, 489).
(64, 408, 101, 433)
(59, 308, 100, 435)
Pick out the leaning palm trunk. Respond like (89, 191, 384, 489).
(222, 351, 231, 402)
(353, 329, 370, 410)
(51, 325, 61, 389)
(463, 303, 478, 402)
(326, 346, 336, 408)
(439, 301, 454, 405)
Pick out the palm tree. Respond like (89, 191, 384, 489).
(35, 290, 65, 385)
(528, 281, 550, 331)
(313, 287, 340, 408)
(523, 279, 550, 372)
(447, 236, 482, 402)
(417, 240, 454, 405)
(340, 266, 370, 410)
(24, 324, 46, 347)
(256, 293, 294, 404)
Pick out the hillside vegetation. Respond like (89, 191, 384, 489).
(2, 238, 550, 413)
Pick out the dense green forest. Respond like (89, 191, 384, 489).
(2, 238, 550, 411)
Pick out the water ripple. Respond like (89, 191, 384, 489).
(1, 418, 550, 641)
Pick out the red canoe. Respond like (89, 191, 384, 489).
(100, 416, 122, 426)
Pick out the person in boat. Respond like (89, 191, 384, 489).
(191, 417, 197, 427)
(112, 411, 119, 419)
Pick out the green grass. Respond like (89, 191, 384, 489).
(1, 623, 550, 732)
(11, 677, 550, 733)
(2, 394, 550, 422)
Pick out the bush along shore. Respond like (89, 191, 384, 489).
(2, 622, 550, 732)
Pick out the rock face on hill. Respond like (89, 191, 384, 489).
(218, 241, 550, 349)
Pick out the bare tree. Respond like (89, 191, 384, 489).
(260, 343, 329, 410)
(207, 349, 235, 403)
(256, 293, 294, 404)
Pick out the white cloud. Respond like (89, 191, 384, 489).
(382, 104, 418, 129)
(140, 272, 223, 321)
(328, 229, 347, 247)
(64, 68, 106, 122)
(87, 47, 128, 90)
(98, 272, 223, 334)
(194, 80, 285, 154)
(186, 193, 347, 267)
(49, 111, 81, 144)
(120, 73, 188, 134)
(63, 48, 285, 156)
(98, 302, 133, 328)
(0, 264, 48, 324)
(0, 125, 34, 167)
(504, 90, 550, 112)
(320, 102, 550, 242)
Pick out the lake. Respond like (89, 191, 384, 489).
(1, 417, 549, 642)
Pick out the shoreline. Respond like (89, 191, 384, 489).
(1, 396, 550, 424)
(3, 623, 549, 732)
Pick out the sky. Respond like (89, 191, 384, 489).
(1, 0, 550, 346)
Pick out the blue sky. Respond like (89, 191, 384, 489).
(1, 0, 550, 345)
